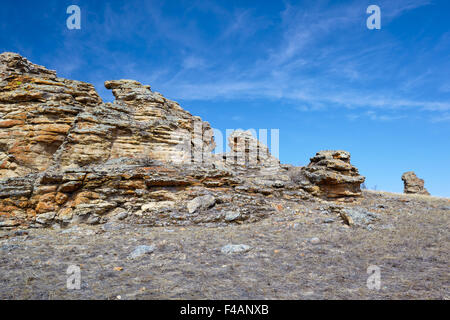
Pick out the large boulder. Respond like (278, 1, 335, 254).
(291, 150, 365, 199)
(401, 171, 430, 195)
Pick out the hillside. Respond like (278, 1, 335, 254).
(0, 53, 448, 300)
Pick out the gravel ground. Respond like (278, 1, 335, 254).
(0, 190, 449, 300)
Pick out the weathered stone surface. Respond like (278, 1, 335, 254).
(1, 189, 449, 299)
(290, 150, 365, 200)
(0, 52, 215, 176)
(220, 244, 252, 254)
(401, 171, 430, 195)
(0, 53, 367, 229)
(187, 195, 216, 214)
(219, 130, 280, 168)
(128, 245, 155, 259)
(335, 207, 379, 229)
(224, 211, 241, 222)
(0, 53, 102, 178)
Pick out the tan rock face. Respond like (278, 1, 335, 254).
(0, 52, 215, 177)
(291, 150, 365, 200)
(401, 171, 429, 195)
(0, 53, 365, 229)
(0, 52, 102, 177)
(57, 79, 215, 169)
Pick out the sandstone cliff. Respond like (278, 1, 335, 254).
(0, 53, 365, 229)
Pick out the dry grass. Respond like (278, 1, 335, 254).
(0, 190, 449, 299)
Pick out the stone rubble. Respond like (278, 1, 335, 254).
(289, 150, 365, 199)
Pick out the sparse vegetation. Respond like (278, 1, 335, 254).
(1, 190, 448, 299)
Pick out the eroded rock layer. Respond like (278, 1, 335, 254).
(401, 171, 429, 195)
(0, 52, 102, 177)
(0, 53, 365, 229)
(290, 150, 365, 199)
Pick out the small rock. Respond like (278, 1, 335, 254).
(51, 224, 62, 231)
(83, 229, 96, 235)
(340, 211, 354, 226)
(340, 208, 378, 228)
(142, 201, 175, 212)
(117, 211, 128, 220)
(323, 218, 335, 224)
(111, 208, 128, 220)
(61, 226, 80, 234)
(187, 195, 216, 214)
(35, 212, 56, 225)
(309, 237, 320, 244)
(224, 212, 241, 222)
(221, 244, 252, 254)
(128, 245, 155, 259)
(87, 215, 100, 225)
(401, 171, 430, 195)
(102, 222, 125, 232)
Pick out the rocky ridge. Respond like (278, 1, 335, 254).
(0, 52, 366, 229)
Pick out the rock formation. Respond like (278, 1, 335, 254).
(0, 52, 215, 177)
(401, 171, 429, 195)
(290, 150, 365, 199)
(0, 52, 366, 229)
(219, 130, 279, 168)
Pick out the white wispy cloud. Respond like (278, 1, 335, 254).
(431, 112, 450, 123)
(36, 0, 448, 121)
(149, 0, 449, 119)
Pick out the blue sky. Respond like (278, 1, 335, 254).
(1, 0, 449, 196)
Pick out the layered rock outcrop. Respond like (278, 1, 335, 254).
(0, 52, 102, 177)
(401, 171, 429, 195)
(0, 53, 366, 229)
(290, 150, 365, 199)
(0, 53, 214, 177)
(219, 130, 280, 168)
